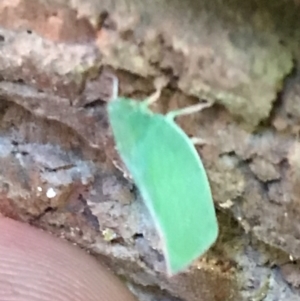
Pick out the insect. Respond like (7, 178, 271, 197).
(107, 84, 218, 275)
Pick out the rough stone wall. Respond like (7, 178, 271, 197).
(1, 0, 300, 300)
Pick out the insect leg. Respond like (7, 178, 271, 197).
(142, 76, 169, 107)
(143, 89, 162, 106)
(166, 101, 214, 119)
(190, 137, 207, 145)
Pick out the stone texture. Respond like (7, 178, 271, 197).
(1, 0, 300, 300)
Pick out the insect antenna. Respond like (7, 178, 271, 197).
(166, 101, 214, 119)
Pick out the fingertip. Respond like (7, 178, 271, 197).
(0, 216, 137, 301)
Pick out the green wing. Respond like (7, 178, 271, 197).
(108, 97, 218, 274)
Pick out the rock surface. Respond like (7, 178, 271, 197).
(1, 0, 300, 300)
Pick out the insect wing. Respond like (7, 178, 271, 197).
(108, 98, 218, 274)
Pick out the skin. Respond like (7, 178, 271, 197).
(0, 216, 137, 301)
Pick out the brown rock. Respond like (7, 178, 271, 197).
(1, 0, 300, 300)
